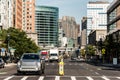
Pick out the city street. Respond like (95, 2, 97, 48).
(0, 59, 120, 80)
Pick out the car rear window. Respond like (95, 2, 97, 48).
(22, 54, 39, 60)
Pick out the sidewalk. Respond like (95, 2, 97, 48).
(101, 63, 120, 68)
(5, 63, 16, 67)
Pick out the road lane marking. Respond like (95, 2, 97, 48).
(0, 72, 7, 74)
(55, 76, 60, 80)
(97, 68, 101, 70)
(21, 76, 28, 80)
(102, 76, 110, 80)
(4, 75, 14, 80)
(71, 76, 76, 80)
(117, 77, 120, 79)
(86, 76, 94, 80)
(95, 72, 99, 75)
(38, 76, 44, 80)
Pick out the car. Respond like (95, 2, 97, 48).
(0, 58, 5, 68)
(17, 53, 45, 75)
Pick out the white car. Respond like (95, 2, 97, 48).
(17, 53, 45, 74)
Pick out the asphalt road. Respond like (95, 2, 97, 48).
(0, 59, 120, 80)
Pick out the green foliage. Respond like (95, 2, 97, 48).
(86, 45, 96, 56)
(0, 27, 40, 57)
(80, 49, 85, 57)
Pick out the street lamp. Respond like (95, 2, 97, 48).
(7, 34, 11, 62)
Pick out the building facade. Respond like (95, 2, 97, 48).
(107, 0, 120, 64)
(88, 29, 106, 45)
(60, 16, 79, 47)
(35, 6, 59, 47)
(107, 0, 120, 32)
(87, 1, 109, 43)
(0, 0, 9, 29)
(13, 0, 22, 29)
(22, 0, 35, 33)
(81, 17, 87, 49)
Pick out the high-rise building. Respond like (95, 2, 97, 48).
(58, 19, 64, 47)
(107, 0, 120, 32)
(35, 6, 59, 47)
(8, 0, 14, 28)
(87, 1, 109, 43)
(60, 16, 79, 47)
(22, 0, 35, 33)
(81, 17, 87, 49)
(13, 0, 22, 29)
(0, 0, 9, 29)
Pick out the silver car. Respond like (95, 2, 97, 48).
(17, 53, 45, 74)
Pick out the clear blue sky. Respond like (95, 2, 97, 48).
(36, 0, 113, 25)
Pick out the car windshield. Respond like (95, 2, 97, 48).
(50, 54, 57, 56)
(22, 54, 39, 60)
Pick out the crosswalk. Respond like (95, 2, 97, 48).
(1, 75, 120, 80)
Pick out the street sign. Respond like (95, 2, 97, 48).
(102, 48, 105, 54)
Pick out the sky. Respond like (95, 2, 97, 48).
(36, 0, 113, 25)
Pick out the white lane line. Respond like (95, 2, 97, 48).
(71, 76, 76, 80)
(4, 75, 14, 80)
(55, 76, 60, 80)
(117, 77, 120, 79)
(0, 72, 7, 74)
(86, 76, 94, 80)
(102, 76, 110, 80)
(95, 72, 99, 75)
(21, 76, 28, 80)
(38, 76, 44, 80)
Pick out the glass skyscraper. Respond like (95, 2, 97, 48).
(35, 6, 59, 47)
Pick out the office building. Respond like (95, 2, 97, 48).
(87, 1, 109, 43)
(60, 16, 79, 47)
(81, 17, 87, 49)
(22, 0, 35, 33)
(0, 0, 9, 29)
(107, 0, 120, 32)
(13, 0, 22, 29)
(35, 6, 59, 47)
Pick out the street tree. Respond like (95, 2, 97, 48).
(0, 27, 40, 58)
(86, 45, 96, 56)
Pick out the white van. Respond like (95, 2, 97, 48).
(49, 48, 59, 62)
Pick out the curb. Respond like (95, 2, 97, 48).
(5, 63, 16, 67)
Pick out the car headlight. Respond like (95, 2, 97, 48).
(37, 61, 41, 67)
(17, 61, 21, 67)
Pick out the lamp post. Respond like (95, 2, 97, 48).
(7, 34, 11, 62)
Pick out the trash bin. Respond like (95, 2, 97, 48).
(113, 58, 117, 65)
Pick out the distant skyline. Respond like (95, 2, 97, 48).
(36, 0, 113, 25)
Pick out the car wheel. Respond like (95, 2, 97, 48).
(38, 70, 42, 75)
(17, 70, 21, 75)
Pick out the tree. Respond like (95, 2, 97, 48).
(0, 27, 40, 58)
(86, 45, 96, 56)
